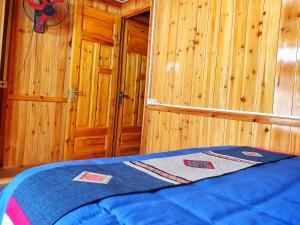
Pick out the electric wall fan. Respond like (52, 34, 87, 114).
(23, 0, 69, 33)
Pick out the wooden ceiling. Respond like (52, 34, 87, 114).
(96, 0, 127, 8)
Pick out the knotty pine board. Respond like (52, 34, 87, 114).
(144, 0, 300, 155)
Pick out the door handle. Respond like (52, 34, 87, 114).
(118, 91, 129, 101)
(69, 87, 83, 103)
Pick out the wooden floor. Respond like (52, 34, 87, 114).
(0, 166, 32, 185)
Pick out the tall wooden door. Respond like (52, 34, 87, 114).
(115, 19, 149, 156)
(64, 4, 120, 160)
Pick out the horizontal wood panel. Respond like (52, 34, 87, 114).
(8, 95, 67, 103)
(120, 133, 141, 145)
(75, 127, 108, 137)
(127, 20, 149, 55)
(146, 110, 300, 155)
(122, 0, 150, 17)
(82, 5, 116, 46)
(82, 19, 114, 46)
(95, 0, 122, 8)
(83, 5, 116, 22)
(74, 135, 107, 159)
(99, 67, 113, 74)
(121, 126, 142, 133)
(74, 136, 106, 151)
(147, 105, 300, 128)
(117, 146, 140, 156)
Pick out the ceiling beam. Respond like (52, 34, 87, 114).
(95, 0, 122, 8)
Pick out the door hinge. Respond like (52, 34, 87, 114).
(118, 91, 129, 102)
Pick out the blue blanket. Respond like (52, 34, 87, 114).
(0, 146, 299, 225)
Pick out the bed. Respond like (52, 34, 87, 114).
(0, 146, 300, 225)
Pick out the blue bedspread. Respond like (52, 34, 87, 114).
(1, 146, 300, 225)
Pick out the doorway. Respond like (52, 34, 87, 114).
(114, 11, 150, 156)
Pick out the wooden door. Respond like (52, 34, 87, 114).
(64, 4, 120, 160)
(115, 19, 149, 156)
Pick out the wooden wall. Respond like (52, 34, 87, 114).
(122, 0, 150, 15)
(144, 0, 300, 155)
(0, 0, 6, 69)
(0, 0, 7, 166)
(1, 0, 121, 168)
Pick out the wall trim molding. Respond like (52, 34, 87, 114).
(147, 103, 300, 128)
(8, 95, 68, 103)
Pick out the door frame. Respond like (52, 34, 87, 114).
(0, 0, 12, 167)
(112, 7, 151, 156)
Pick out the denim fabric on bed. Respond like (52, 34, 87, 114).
(1, 146, 300, 225)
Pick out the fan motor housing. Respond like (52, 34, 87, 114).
(43, 5, 55, 16)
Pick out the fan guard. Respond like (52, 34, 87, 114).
(23, 0, 69, 32)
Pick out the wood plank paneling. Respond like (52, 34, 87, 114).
(146, 109, 299, 154)
(270, 0, 300, 153)
(144, 0, 300, 155)
(147, 105, 300, 128)
(0, 0, 6, 70)
(1, 1, 121, 168)
(0, 0, 8, 167)
(202, 1, 222, 109)
(122, 0, 150, 16)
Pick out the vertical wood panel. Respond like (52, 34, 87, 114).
(191, 0, 210, 107)
(145, 0, 300, 155)
(224, 120, 240, 145)
(0, 0, 6, 70)
(211, 0, 235, 146)
(290, 127, 300, 155)
(270, 1, 300, 152)
(170, 0, 188, 150)
(226, 0, 248, 111)
(273, 1, 300, 116)
(290, 9, 300, 154)
(223, 0, 249, 145)
(202, 0, 222, 108)
(253, 123, 271, 149)
(179, 0, 199, 149)
(213, 0, 235, 109)
(199, 1, 222, 148)
(255, 0, 281, 113)
(162, 0, 180, 152)
(0, 0, 8, 166)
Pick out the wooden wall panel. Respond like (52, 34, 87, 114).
(1, 1, 121, 168)
(0, 0, 7, 166)
(122, 0, 150, 15)
(0, 0, 6, 69)
(149, 0, 300, 114)
(146, 110, 299, 154)
(144, 0, 300, 155)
